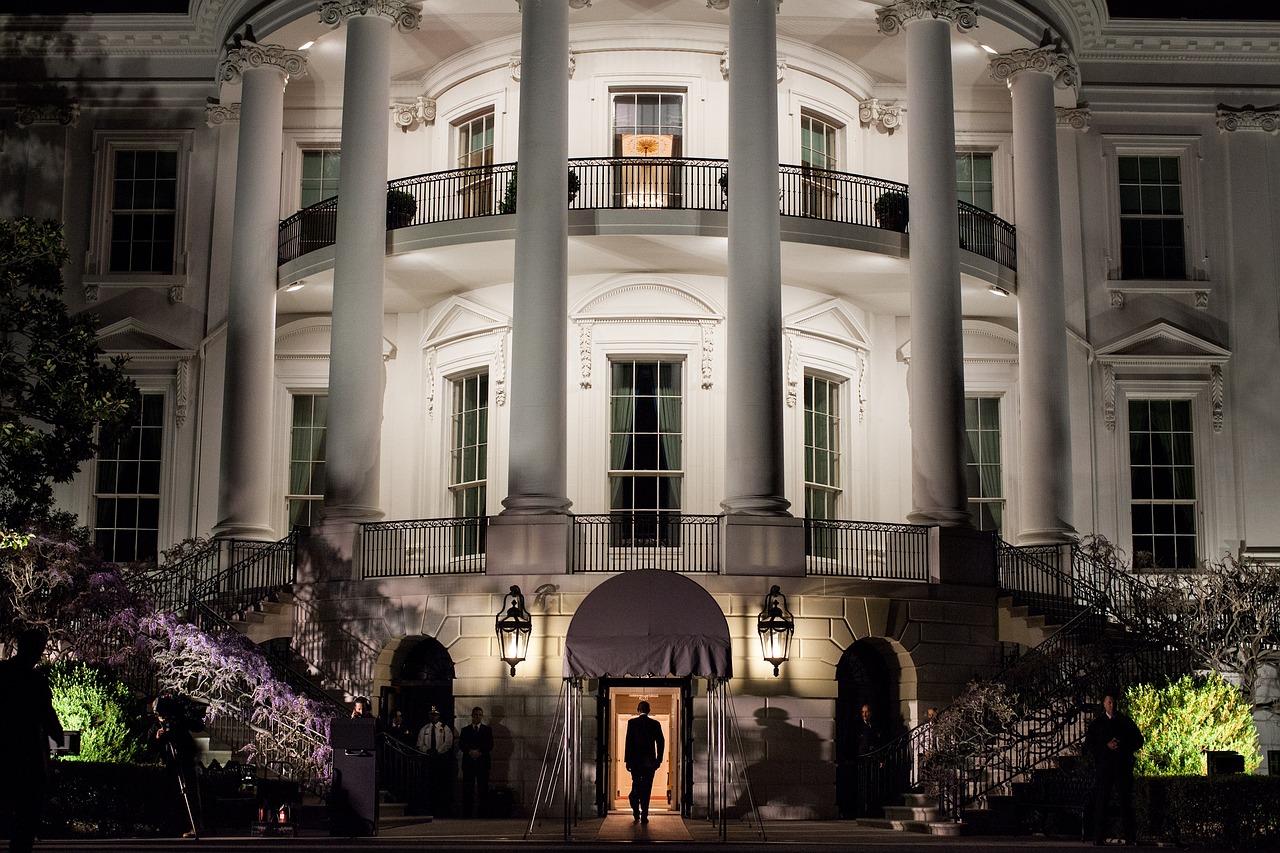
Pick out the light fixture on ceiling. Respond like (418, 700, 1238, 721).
(980, 43, 999, 54)
(988, 284, 1010, 297)
(284, 280, 306, 292)
(298, 40, 315, 51)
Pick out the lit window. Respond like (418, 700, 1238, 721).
(287, 394, 327, 528)
(454, 111, 496, 217)
(109, 149, 178, 274)
(964, 397, 1003, 532)
(95, 393, 164, 563)
(955, 152, 994, 212)
(450, 373, 488, 555)
(804, 375, 841, 520)
(800, 112, 841, 218)
(300, 149, 341, 208)
(609, 360, 682, 546)
(1118, 155, 1186, 280)
(1129, 399, 1196, 569)
(612, 92, 684, 208)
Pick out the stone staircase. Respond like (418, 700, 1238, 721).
(858, 792, 960, 836)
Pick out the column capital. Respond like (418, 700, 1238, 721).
(859, 97, 903, 133)
(705, 0, 782, 11)
(1216, 103, 1280, 133)
(513, 0, 593, 10)
(1055, 104, 1091, 131)
(13, 101, 79, 128)
(218, 40, 308, 83)
(391, 96, 435, 131)
(876, 0, 978, 37)
(205, 101, 241, 127)
(989, 40, 1078, 90)
(319, 0, 422, 32)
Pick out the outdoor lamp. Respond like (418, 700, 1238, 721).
(495, 585, 532, 676)
(757, 585, 795, 676)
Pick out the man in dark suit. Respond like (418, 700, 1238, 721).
(624, 701, 665, 824)
(1085, 690, 1144, 846)
(458, 706, 494, 818)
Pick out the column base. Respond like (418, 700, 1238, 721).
(320, 503, 385, 526)
(1016, 527, 1078, 547)
(719, 495, 793, 516)
(210, 520, 277, 541)
(721, 515, 804, 576)
(907, 507, 973, 528)
(500, 494, 573, 515)
(486, 514, 572, 575)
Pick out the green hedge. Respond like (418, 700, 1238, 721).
(1136, 775, 1280, 849)
(43, 761, 191, 838)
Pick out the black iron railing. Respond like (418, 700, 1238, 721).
(360, 517, 488, 578)
(186, 532, 298, 621)
(571, 513, 720, 573)
(804, 519, 931, 581)
(277, 158, 1017, 270)
(378, 735, 429, 810)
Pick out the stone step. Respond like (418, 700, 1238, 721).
(882, 805, 941, 822)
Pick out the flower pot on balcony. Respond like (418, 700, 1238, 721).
(386, 189, 417, 229)
(873, 190, 909, 232)
(497, 169, 581, 215)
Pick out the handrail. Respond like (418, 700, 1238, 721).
(186, 532, 298, 622)
(570, 512, 720, 573)
(277, 158, 1017, 270)
(804, 518, 931, 581)
(361, 516, 487, 579)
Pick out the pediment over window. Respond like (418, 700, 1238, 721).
(97, 318, 194, 358)
(572, 276, 722, 320)
(421, 296, 511, 348)
(1096, 321, 1230, 368)
(897, 320, 1018, 364)
(278, 317, 395, 360)
(784, 298, 869, 350)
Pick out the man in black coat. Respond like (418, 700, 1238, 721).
(457, 706, 494, 818)
(624, 701, 665, 824)
(1085, 691, 1144, 846)
(0, 628, 63, 853)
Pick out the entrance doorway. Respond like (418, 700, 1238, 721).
(835, 638, 899, 818)
(597, 679, 691, 816)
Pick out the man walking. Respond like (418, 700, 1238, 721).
(624, 701, 664, 824)
(1085, 691, 1144, 846)
(458, 706, 493, 818)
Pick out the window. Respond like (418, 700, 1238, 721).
(1118, 155, 1186, 280)
(300, 149, 341, 208)
(964, 397, 1003, 532)
(1129, 399, 1196, 569)
(287, 394, 327, 528)
(804, 375, 841, 520)
(612, 92, 684, 208)
(955, 152, 994, 212)
(94, 393, 164, 563)
(609, 360, 683, 546)
(799, 112, 840, 218)
(109, 149, 178, 274)
(450, 374, 487, 555)
(454, 110, 496, 217)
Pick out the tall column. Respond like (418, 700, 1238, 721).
(878, 1, 977, 528)
(320, 1, 420, 524)
(720, 0, 790, 517)
(991, 40, 1078, 544)
(214, 40, 306, 539)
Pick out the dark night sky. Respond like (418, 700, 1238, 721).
(3, 0, 1280, 21)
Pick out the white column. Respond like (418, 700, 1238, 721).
(991, 42, 1078, 544)
(320, 1, 420, 524)
(721, 0, 789, 517)
(500, 0, 577, 516)
(878, 1, 977, 528)
(213, 41, 306, 539)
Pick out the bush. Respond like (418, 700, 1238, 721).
(43, 761, 187, 838)
(45, 660, 147, 763)
(1137, 775, 1280, 848)
(1127, 673, 1260, 776)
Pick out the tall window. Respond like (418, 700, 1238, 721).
(450, 373, 488, 556)
(612, 92, 684, 208)
(955, 152, 994, 211)
(800, 112, 840, 218)
(456, 112, 495, 169)
(964, 397, 1003, 532)
(110, 149, 178, 273)
(95, 393, 164, 563)
(287, 394, 327, 528)
(804, 376, 841, 520)
(1129, 399, 1196, 569)
(300, 149, 341, 208)
(1118, 155, 1186, 280)
(609, 360, 682, 545)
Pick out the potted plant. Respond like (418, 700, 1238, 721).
(873, 190, 909, 232)
(718, 170, 728, 199)
(386, 189, 417, 229)
(497, 168, 581, 215)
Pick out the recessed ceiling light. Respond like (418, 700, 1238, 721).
(980, 43, 999, 54)
(299, 40, 315, 51)
(284, 281, 305, 292)
(988, 284, 1010, 297)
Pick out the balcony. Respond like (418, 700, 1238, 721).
(278, 158, 1016, 272)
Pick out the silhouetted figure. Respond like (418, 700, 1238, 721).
(0, 628, 62, 853)
(624, 701, 664, 824)
(149, 692, 205, 839)
(386, 709, 414, 745)
(458, 706, 494, 818)
(416, 707, 455, 816)
(1086, 691, 1144, 846)
(854, 703, 886, 817)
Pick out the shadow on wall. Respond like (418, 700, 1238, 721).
(735, 706, 831, 820)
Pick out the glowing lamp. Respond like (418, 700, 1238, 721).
(757, 585, 795, 677)
(495, 585, 532, 676)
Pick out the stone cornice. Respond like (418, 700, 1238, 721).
(990, 42, 1078, 90)
(218, 41, 307, 84)
(318, 0, 422, 32)
(1216, 103, 1280, 134)
(876, 0, 978, 37)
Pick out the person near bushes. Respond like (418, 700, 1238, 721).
(149, 691, 206, 839)
(0, 627, 63, 853)
(458, 706, 494, 818)
(1086, 690, 1144, 846)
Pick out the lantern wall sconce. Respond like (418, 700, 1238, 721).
(757, 584, 795, 676)
(495, 585, 532, 676)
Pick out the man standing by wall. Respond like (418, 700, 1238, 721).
(458, 706, 493, 818)
(1086, 690, 1144, 846)
(0, 628, 63, 853)
(624, 701, 664, 824)
(416, 707, 455, 816)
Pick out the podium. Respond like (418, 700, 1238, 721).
(330, 718, 378, 836)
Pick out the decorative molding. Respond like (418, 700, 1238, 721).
(391, 96, 436, 131)
(318, 0, 422, 32)
(1210, 364, 1224, 433)
(578, 320, 594, 389)
(175, 358, 191, 427)
(1110, 290, 1125, 308)
(205, 101, 240, 127)
(515, 0, 591, 8)
(1102, 364, 1116, 431)
(876, 0, 978, 37)
(989, 38, 1078, 90)
(13, 101, 79, 129)
(569, 52, 577, 80)
(719, 49, 729, 80)
(699, 320, 715, 390)
(218, 41, 307, 84)
(856, 351, 867, 422)
(858, 98, 902, 133)
(785, 332, 798, 408)
(716, 48, 788, 82)
(168, 283, 185, 305)
(1194, 291, 1209, 310)
(424, 350, 435, 420)
(1055, 105, 1091, 131)
(506, 52, 577, 82)
(1106, 280, 1213, 311)
(704, 0, 782, 10)
(84, 281, 99, 303)
(493, 332, 508, 407)
(1216, 103, 1280, 134)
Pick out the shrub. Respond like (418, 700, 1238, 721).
(1137, 775, 1280, 848)
(45, 660, 147, 763)
(44, 761, 186, 838)
(1127, 672, 1260, 776)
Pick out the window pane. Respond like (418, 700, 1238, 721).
(1118, 154, 1185, 280)
(1129, 396, 1196, 568)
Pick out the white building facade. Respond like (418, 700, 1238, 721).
(3, 0, 1279, 818)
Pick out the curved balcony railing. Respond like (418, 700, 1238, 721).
(278, 157, 1017, 270)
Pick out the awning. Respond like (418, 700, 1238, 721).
(562, 569, 732, 679)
